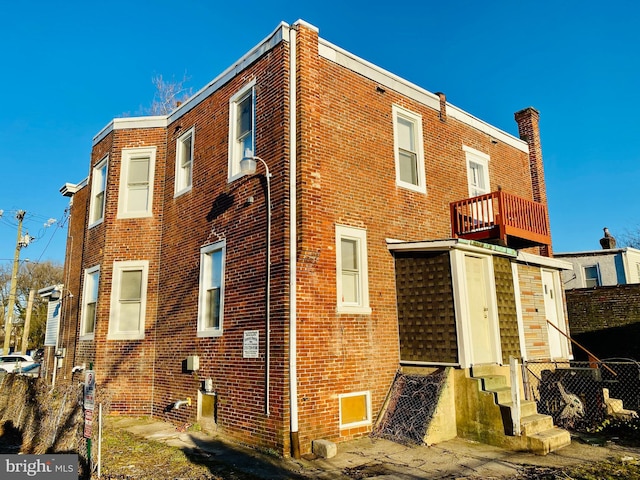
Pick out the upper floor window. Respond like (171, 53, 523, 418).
(175, 128, 194, 196)
(118, 147, 156, 218)
(584, 265, 600, 288)
(197, 241, 225, 337)
(228, 82, 255, 180)
(108, 260, 148, 340)
(80, 266, 100, 339)
(336, 225, 371, 314)
(463, 146, 490, 197)
(89, 157, 108, 227)
(392, 105, 425, 193)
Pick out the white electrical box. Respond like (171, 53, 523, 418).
(186, 355, 199, 371)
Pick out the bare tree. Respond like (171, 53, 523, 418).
(0, 260, 63, 351)
(618, 226, 640, 249)
(146, 73, 193, 115)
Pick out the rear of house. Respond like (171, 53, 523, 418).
(53, 20, 572, 456)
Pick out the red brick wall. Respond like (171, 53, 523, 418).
(293, 25, 540, 450)
(65, 22, 552, 456)
(55, 182, 89, 386)
(153, 41, 291, 450)
(71, 127, 167, 414)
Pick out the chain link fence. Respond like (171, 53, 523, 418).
(523, 359, 640, 432)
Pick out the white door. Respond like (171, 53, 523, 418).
(465, 255, 497, 364)
(542, 270, 564, 359)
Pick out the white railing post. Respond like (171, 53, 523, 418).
(510, 357, 522, 436)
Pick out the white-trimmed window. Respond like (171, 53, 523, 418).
(584, 265, 600, 288)
(118, 147, 156, 218)
(339, 391, 372, 429)
(393, 105, 426, 193)
(108, 260, 148, 340)
(336, 225, 371, 314)
(464, 146, 490, 197)
(80, 266, 100, 339)
(89, 157, 108, 227)
(228, 82, 255, 180)
(197, 241, 225, 337)
(175, 128, 194, 196)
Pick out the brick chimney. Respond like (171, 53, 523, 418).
(600, 227, 616, 249)
(514, 107, 551, 256)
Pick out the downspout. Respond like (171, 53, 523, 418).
(288, 22, 300, 459)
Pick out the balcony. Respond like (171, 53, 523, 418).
(450, 190, 551, 250)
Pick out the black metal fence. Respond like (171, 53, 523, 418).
(523, 359, 640, 432)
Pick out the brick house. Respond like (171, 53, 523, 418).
(55, 20, 573, 456)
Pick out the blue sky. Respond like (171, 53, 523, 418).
(1, 0, 638, 265)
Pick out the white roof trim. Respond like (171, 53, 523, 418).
(167, 22, 288, 124)
(386, 238, 517, 257)
(554, 247, 640, 257)
(93, 116, 168, 145)
(318, 39, 528, 153)
(517, 251, 573, 270)
(91, 19, 528, 155)
(59, 178, 88, 197)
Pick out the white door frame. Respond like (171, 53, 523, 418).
(542, 268, 570, 360)
(450, 249, 502, 368)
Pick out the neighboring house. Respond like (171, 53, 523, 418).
(555, 232, 640, 361)
(55, 20, 573, 456)
(555, 247, 640, 289)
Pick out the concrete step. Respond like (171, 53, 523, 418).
(471, 364, 508, 378)
(489, 386, 512, 404)
(477, 375, 508, 391)
(606, 398, 625, 412)
(527, 427, 571, 455)
(521, 414, 555, 436)
(500, 400, 539, 418)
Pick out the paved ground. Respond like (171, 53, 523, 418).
(109, 417, 640, 479)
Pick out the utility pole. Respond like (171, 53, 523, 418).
(20, 289, 35, 354)
(3, 210, 26, 354)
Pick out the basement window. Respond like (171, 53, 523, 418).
(339, 391, 371, 429)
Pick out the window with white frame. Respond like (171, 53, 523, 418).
(463, 146, 490, 197)
(80, 266, 100, 339)
(336, 225, 371, 314)
(175, 128, 194, 196)
(339, 391, 371, 429)
(108, 260, 148, 340)
(118, 147, 156, 218)
(228, 82, 255, 180)
(89, 157, 108, 226)
(197, 241, 225, 337)
(584, 265, 600, 288)
(392, 105, 426, 193)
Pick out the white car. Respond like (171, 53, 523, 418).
(0, 354, 38, 374)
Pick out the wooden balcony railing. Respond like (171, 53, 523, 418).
(450, 190, 551, 249)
